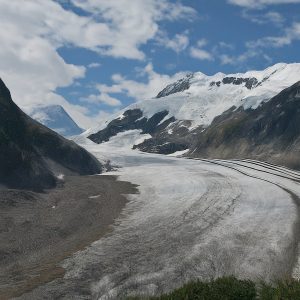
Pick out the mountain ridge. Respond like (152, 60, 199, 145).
(84, 63, 300, 170)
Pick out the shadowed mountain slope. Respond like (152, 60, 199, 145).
(0, 79, 102, 190)
(188, 81, 300, 169)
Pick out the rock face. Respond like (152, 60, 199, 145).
(0, 79, 102, 190)
(211, 77, 259, 89)
(188, 81, 300, 169)
(156, 73, 193, 98)
(29, 105, 83, 137)
(88, 109, 175, 144)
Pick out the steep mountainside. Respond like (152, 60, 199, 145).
(187, 81, 300, 169)
(86, 63, 300, 156)
(0, 79, 102, 190)
(29, 105, 83, 137)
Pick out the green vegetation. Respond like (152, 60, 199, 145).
(127, 276, 300, 300)
(258, 279, 300, 300)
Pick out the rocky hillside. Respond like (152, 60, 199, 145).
(0, 79, 102, 190)
(188, 81, 300, 169)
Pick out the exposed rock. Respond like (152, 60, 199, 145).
(222, 77, 258, 89)
(133, 120, 192, 155)
(88, 109, 174, 144)
(133, 140, 188, 155)
(156, 73, 193, 98)
(210, 77, 258, 89)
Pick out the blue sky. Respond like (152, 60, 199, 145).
(0, 0, 300, 128)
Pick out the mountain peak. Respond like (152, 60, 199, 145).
(156, 73, 194, 98)
(155, 63, 300, 100)
(29, 105, 84, 137)
(0, 78, 12, 104)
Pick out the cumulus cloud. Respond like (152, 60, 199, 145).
(190, 39, 214, 61)
(87, 63, 101, 69)
(156, 31, 190, 53)
(218, 21, 300, 66)
(81, 93, 122, 107)
(92, 63, 187, 103)
(71, 0, 196, 59)
(219, 50, 272, 66)
(228, 0, 300, 9)
(246, 22, 300, 48)
(241, 10, 284, 26)
(0, 0, 195, 128)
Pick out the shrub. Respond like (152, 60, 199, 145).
(127, 277, 300, 300)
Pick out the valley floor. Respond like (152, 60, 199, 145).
(0, 175, 136, 299)
(7, 132, 300, 299)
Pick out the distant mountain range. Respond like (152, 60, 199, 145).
(0, 79, 102, 190)
(86, 63, 300, 169)
(29, 105, 83, 137)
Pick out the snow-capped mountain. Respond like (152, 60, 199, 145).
(29, 105, 83, 137)
(138, 81, 300, 169)
(86, 63, 300, 150)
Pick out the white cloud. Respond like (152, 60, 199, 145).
(219, 49, 272, 66)
(190, 39, 214, 61)
(156, 31, 190, 53)
(219, 20, 300, 67)
(88, 62, 101, 68)
(246, 22, 300, 48)
(0, 0, 195, 128)
(71, 0, 196, 59)
(81, 93, 122, 107)
(218, 42, 235, 50)
(93, 63, 187, 103)
(228, 0, 300, 8)
(241, 10, 285, 25)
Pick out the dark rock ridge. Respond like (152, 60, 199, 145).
(189, 81, 300, 169)
(133, 119, 192, 155)
(29, 105, 84, 137)
(88, 109, 175, 144)
(133, 140, 188, 155)
(156, 73, 193, 98)
(210, 77, 258, 89)
(0, 79, 102, 190)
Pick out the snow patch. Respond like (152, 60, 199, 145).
(167, 149, 189, 157)
(89, 195, 101, 199)
(56, 174, 65, 180)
